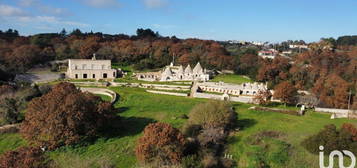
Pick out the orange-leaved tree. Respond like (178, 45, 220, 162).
(20, 82, 115, 149)
(135, 122, 186, 166)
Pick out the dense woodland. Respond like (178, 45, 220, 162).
(0, 28, 356, 109)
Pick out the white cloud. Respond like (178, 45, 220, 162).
(82, 0, 121, 8)
(0, 4, 26, 16)
(18, 0, 36, 7)
(14, 15, 89, 27)
(143, 0, 167, 9)
(18, 0, 69, 16)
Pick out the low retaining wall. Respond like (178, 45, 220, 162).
(0, 124, 20, 134)
(193, 92, 255, 103)
(314, 107, 356, 118)
(146, 90, 188, 97)
(80, 88, 117, 104)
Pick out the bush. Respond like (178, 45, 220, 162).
(182, 154, 203, 168)
(0, 146, 49, 168)
(20, 82, 115, 149)
(302, 123, 357, 155)
(186, 100, 237, 129)
(201, 153, 218, 168)
(135, 122, 186, 166)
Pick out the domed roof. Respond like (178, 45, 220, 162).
(177, 65, 184, 74)
(193, 62, 203, 74)
(162, 67, 172, 76)
(184, 64, 192, 74)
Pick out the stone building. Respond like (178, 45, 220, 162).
(136, 62, 210, 82)
(66, 55, 117, 80)
(197, 81, 268, 96)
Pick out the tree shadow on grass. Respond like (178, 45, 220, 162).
(236, 119, 257, 131)
(117, 107, 130, 113)
(100, 115, 156, 139)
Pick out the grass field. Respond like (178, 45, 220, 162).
(211, 74, 252, 84)
(0, 87, 356, 167)
(95, 94, 112, 102)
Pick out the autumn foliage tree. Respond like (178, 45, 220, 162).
(273, 81, 298, 105)
(135, 122, 186, 166)
(20, 82, 115, 149)
(0, 147, 48, 168)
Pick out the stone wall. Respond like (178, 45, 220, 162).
(0, 124, 20, 134)
(80, 87, 117, 104)
(314, 107, 357, 118)
(146, 90, 188, 97)
(193, 92, 255, 103)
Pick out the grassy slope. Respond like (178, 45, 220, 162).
(49, 87, 205, 167)
(0, 87, 356, 167)
(210, 74, 252, 84)
(229, 103, 355, 168)
(0, 133, 26, 154)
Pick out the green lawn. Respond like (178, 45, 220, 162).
(0, 87, 356, 168)
(211, 74, 252, 84)
(95, 94, 112, 102)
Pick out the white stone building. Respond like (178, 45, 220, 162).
(66, 55, 117, 80)
(197, 81, 268, 96)
(136, 62, 210, 82)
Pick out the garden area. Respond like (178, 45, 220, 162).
(210, 74, 252, 84)
(0, 86, 356, 167)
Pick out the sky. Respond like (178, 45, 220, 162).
(0, 0, 356, 42)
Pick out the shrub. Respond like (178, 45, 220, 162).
(182, 154, 203, 168)
(0, 97, 24, 124)
(302, 124, 357, 155)
(186, 100, 237, 129)
(20, 82, 115, 149)
(135, 122, 186, 166)
(302, 124, 339, 154)
(201, 153, 218, 168)
(197, 127, 227, 148)
(0, 146, 49, 168)
(341, 123, 357, 141)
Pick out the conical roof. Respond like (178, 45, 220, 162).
(184, 64, 192, 74)
(177, 65, 184, 74)
(193, 62, 203, 74)
(162, 67, 172, 76)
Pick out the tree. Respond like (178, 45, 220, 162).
(273, 81, 298, 105)
(5, 45, 41, 73)
(0, 97, 23, 124)
(135, 122, 186, 166)
(254, 89, 272, 105)
(136, 28, 158, 38)
(59, 28, 67, 37)
(20, 82, 115, 149)
(0, 147, 48, 168)
(186, 100, 236, 129)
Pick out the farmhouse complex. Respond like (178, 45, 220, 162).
(136, 62, 210, 82)
(66, 55, 117, 80)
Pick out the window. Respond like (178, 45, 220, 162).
(83, 74, 87, 79)
(74, 65, 78, 70)
(91, 64, 95, 69)
(75, 74, 78, 79)
(102, 65, 105, 69)
(103, 73, 107, 78)
(113, 72, 116, 77)
(92, 74, 95, 78)
(82, 64, 87, 69)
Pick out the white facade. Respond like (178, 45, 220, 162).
(197, 81, 268, 96)
(66, 55, 117, 80)
(136, 62, 210, 82)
